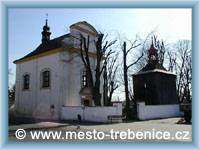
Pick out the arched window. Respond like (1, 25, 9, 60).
(42, 70, 50, 88)
(23, 74, 30, 90)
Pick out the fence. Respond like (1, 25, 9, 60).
(137, 102, 182, 120)
(61, 103, 122, 122)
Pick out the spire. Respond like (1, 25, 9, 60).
(150, 37, 154, 48)
(41, 14, 51, 44)
(148, 37, 158, 64)
(45, 13, 48, 26)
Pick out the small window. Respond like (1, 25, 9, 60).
(82, 70, 88, 87)
(23, 74, 30, 90)
(42, 70, 50, 88)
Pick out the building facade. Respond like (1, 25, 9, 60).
(14, 20, 103, 120)
(133, 42, 181, 120)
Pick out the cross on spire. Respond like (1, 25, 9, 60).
(45, 13, 48, 25)
(46, 13, 48, 19)
(151, 37, 154, 47)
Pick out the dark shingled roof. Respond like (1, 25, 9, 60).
(139, 62, 167, 72)
(14, 34, 70, 62)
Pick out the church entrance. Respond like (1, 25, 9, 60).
(80, 86, 93, 106)
(83, 99, 90, 106)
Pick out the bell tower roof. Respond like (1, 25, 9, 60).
(148, 38, 158, 64)
(41, 14, 51, 44)
(138, 38, 166, 72)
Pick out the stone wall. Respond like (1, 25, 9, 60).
(61, 104, 122, 122)
(137, 102, 182, 120)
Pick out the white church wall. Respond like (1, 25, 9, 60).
(59, 51, 71, 107)
(14, 53, 62, 120)
(60, 50, 99, 107)
(14, 21, 106, 121)
(15, 49, 102, 121)
(70, 28, 97, 52)
(78, 23, 96, 33)
(14, 61, 36, 116)
(34, 53, 62, 120)
(61, 105, 122, 122)
(66, 54, 83, 106)
(68, 24, 104, 106)
(137, 102, 182, 120)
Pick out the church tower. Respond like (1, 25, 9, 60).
(148, 41, 158, 64)
(132, 38, 180, 120)
(133, 39, 178, 105)
(41, 15, 51, 44)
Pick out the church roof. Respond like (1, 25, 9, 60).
(134, 68, 176, 76)
(134, 58, 176, 76)
(14, 21, 99, 64)
(134, 40, 175, 76)
(140, 41, 166, 72)
(139, 62, 167, 72)
(14, 34, 70, 63)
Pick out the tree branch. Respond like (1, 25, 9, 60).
(127, 52, 144, 69)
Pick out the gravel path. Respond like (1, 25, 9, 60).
(9, 117, 192, 142)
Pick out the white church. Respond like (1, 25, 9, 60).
(13, 19, 181, 122)
(13, 20, 122, 122)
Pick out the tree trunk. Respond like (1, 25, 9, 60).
(93, 88, 101, 106)
(103, 64, 108, 106)
(123, 42, 130, 118)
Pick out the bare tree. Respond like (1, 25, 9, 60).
(167, 51, 177, 72)
(167, 40, 192, 103)
(79, 33, 116, 106)
(152, 35, 166, 66)
(9, 84, 15, 108)
(122, 40, 143, 119)
(8, 68, 15, 108)
(103, 53, 119, 106)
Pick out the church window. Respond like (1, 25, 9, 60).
(23, 74, 30, 90)
(42, 70, 50, 88)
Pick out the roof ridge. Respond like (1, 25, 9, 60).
(14, 33, 71, 63)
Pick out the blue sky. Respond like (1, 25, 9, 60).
(8, 8, 191, 87)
